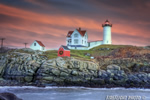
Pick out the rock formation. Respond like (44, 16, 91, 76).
(0, 50, 150, 88)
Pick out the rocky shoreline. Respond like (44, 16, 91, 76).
(0, 50, 150, 88)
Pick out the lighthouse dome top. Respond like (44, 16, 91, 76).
(102, 19, 112, 27)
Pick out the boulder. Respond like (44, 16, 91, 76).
(98, 70, 106, 77)
(147, 73, 150, 79)
(107, 64, 120, 71)
(43, 76, 53, 82)
(71, 70, 78, 76)
(0, 92, 22, 100)
(72, 61, 80, 69)
(78, 62, 87, 70)
(0, 65, 5, 77)
(92, 78, 105, 85)
(24, 76, 33, 82)
(87, 62, 98, 71)
(51, 69, 60, 76)
(60, 72, 69, 77)
(55, 57, 65, 67)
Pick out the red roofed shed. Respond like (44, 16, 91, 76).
(58, 45, 70, 57)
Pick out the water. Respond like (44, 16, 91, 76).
(0, 86, 150, 100)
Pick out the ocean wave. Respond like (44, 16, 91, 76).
(0, 86, 150, 91)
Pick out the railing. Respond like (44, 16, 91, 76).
(102, 24, 112, 27)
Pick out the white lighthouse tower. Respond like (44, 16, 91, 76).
(102, 20, 112, 44)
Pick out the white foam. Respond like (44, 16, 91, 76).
(0, 86, 150, 92)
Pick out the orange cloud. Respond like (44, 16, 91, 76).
(0, 4, 100, 30)
(0, 4, 149, 48)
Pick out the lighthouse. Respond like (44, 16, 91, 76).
(102, 20, 112, 44)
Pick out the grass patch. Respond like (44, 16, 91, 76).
(42, 45, 131, 60)
(15, 49, 33, 54)
(43, 50, 58, 59)
(43, 50, 92, 60)
(9, 45, 138, 60)
(70, 50, 92, 60)
(90, 45, 130, 57)
(70, 45, 130, 60)
(90, 44, 131, 50)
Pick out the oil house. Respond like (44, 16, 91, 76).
(58, 45, 70, 57)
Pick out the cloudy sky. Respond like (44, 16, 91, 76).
(0, 0, 150, 49)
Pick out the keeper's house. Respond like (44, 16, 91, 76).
(66, 27, 88, 50)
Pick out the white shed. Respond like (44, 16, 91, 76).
(30, 40, 45, 51)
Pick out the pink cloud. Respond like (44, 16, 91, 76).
(0, 3, 149, 49)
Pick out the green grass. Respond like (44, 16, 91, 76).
(70, 50, 92, 60)
(0, 45, 134, 60)
(42, 45, 130, 60)
(15, 49, 33, 54)
(43, 50, 58, 59)
(89, 44, 131, 57)
(90, 44, 131, 50)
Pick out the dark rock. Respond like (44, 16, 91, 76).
(56, 57, 65, 67)
(43, 76, 53, 82)
(71, 70, 78, 76)
(0, 92, 22, 100)
(60, 72, 69, 77)
(107, 64, 120, 71)
(24, 76, 33, 82)
(51, 69, 60, 76)
(92, 78, 105, 85)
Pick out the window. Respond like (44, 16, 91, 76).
(85, 41, 86, 44)
(74, 33, 78, 38)
(68, 40, 72, 43)
(42, 47, 44, 50)
(34, 43, 36, 46)
(74, 39, 78, 44)
(88, 43, 90, 47)
(82, 40, 83, 44)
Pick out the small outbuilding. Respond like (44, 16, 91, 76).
(30, 40, 45, 51)
(58, 45, 70, 57)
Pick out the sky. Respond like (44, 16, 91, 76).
(0, 0, 150, 49)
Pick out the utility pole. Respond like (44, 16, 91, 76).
(24, 43, 28, 48)
(0, 38, 5, 48)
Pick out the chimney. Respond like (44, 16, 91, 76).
(79, 27, 81, 31)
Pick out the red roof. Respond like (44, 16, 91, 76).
(77, 29, 86, 36)
(102, 20, 112, 27)
(67, 31, 73, 37)
(35, 40, 45, 47)
(67, 28, 86, 37)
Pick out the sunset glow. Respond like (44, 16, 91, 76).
(0, 0, 150, 49)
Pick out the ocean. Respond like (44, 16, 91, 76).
(0, 86, 149, 100)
